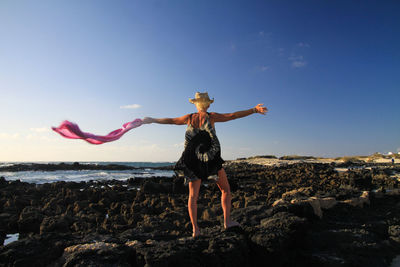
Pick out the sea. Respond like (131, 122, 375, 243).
(0, 162, 175, 184)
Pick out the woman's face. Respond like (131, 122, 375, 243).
(195, 102, 210, 112)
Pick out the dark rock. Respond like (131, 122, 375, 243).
(127, 177, 141, 186)
(172, 176, 187, 194)
(249, 212, 308, 253)
(0, 162, 141, 172)
(141, 181, 170, 194)
(40, 215, 72, 234)
(0, 176, 6, 187)
(0, 233, 70, 266)
(134, 227, 249, 266)
(1, 162, 400, 266)
(58, 242, 136, 267)
(389, 225, 400, 243)
(0, 213, 19, 233)
(17, 206, 44, 233)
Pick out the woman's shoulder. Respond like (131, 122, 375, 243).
(207, 112, 219, 125)
(208, 112, 223, 119)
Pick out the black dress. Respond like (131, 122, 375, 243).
(174, 113, 224, 184)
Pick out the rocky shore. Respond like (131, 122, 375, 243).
(1, 161, 400, 266)
(0, 162, 171, 172)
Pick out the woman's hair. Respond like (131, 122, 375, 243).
(195, 102, 210, 110)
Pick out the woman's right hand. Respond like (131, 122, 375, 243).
(142, 117, 155, 124)
(254, 104, 268, 115)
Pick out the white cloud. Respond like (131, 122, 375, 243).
(258, 31, 271, 39)
(291, 61, 307, 68)
(255, 65, 269, 72)
(120, 104, 141, 109)
(288, 55, 307, 68)
(30, 127, 50, 133)
(297, 42, 310, 48)
(25, 134, 57, 142)
(40, 136, 57, 141)
(289, 55, 304, 61)
(0, 133, 20, 139)
(173, 142, 184, 148)
(253, 65, 270, 73)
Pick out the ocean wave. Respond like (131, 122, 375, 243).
(0, 169, 174, 184)
(0, 163, 15, 168)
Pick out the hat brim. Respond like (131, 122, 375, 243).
(189, 98, 214, 104)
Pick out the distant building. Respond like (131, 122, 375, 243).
(388, 152, 393, 155)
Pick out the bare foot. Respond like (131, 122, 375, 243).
(192, 228, 201, 238)
(224, 220, 241, 229)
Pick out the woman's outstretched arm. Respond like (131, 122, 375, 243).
(211, 104, 268, 123)
(143, 114, 190, 125)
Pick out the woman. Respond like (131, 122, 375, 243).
(143, 92, 267, 237)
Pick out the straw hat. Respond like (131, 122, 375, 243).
(189, 92, 214, 104)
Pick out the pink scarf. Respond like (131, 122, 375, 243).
(52, 119, 143, 144)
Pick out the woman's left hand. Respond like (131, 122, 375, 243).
(254, 104, 268, 115)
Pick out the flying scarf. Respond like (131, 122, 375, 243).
(52, 119, 143, 144)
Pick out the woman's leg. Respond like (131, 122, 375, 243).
(188, 179, 201, 237)
(216, 168, 240, 229)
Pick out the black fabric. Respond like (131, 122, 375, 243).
(174, 113, 224, 182)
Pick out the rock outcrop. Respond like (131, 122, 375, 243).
(0, 162, 399, 266)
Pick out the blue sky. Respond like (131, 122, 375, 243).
(0, 0, 399, 162)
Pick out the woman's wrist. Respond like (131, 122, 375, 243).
(143, 117, 156, 124)
(253, 107, 257, 114)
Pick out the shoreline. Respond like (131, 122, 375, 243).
(0, 161, 399, 266)
(1, 156, 398, 173)
(0, 162, 175, 172)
